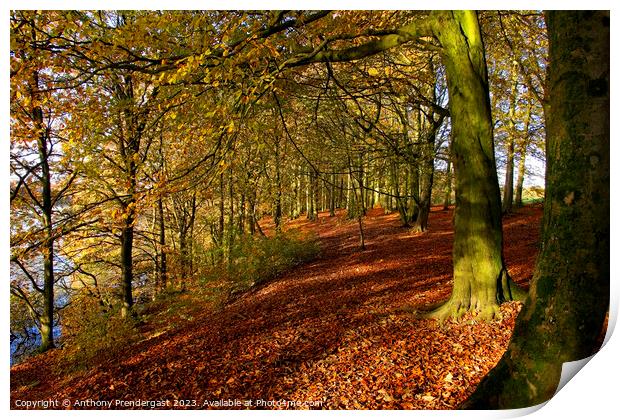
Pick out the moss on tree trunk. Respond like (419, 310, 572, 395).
(464, 10, 610, 408)
(427, 11, 525, 321)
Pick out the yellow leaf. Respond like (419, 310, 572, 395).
(368, 67, 379, 77)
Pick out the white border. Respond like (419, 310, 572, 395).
(3, 2, 617, 419)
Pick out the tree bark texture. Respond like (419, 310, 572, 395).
(428, 11, 524, 320)
(464, 10, 609, 408)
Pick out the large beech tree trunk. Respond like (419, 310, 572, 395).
(301, 11, 523, 316)
(428, 11, 525, 320)
(464, 10, 609, 408)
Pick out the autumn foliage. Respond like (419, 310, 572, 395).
(10, 9, 608, 411)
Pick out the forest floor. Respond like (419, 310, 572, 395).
(10, 204, 542, 410)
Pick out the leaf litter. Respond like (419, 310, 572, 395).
(10, 204, 542, 409)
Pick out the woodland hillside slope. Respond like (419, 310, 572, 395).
(11, 205, 542, 409)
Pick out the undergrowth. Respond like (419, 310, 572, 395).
(57, 295, 137, 373)
(54, 229, 320, 371)
(201, 229, 321, 295)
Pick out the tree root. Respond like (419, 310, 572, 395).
(499, 269, 528, 303)
(421, 298, 501, 322)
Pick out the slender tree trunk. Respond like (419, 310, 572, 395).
(39, 171, 55, 352)
(407, 164, 420, 224)
(178, 230, 187, 280)
(391, 161, 409, 226)
(306, 167, 313, 220)
(219, 171, 225, 246)
(514, 106, 532, 207)
(249, 183, 258, 236)
(312, 168, 319, 219)
(292, 166, 301, 219)
(380, 178, 390, 213)
(301, 166, 307, 214)
(428, 11, 525, 320)
(120, 145, 137, 318)
(274, 188, 282, 230)
(157, 197, 167, 290)
(358, 155, 366, 215)
(414, 86, 444, 232)
(346, 171, 352, 217)
(151, 208, 159, 292)
(414, 167, 433, 233)
(502, 66, 519, 214)
(514, 146, 527, 207)
(307, 170, 313, 220)
(273, 138, 283, 232)
(227, 166, 234, 263)
(120, 218, 134, 318)
(248, 192, 256, 235)
(238, 192, 246, 234)
(465, 10, 609, 408)
(339, 175, 344, 209)
(116, 74, 145, 318)
(502, 133, 515, 214)
(357, 215, 365, 249)
(185, 193, 197, 287)
(189, 220, 194, 279)
(443, 159, 452, 210)
(347, 159, 365, 249)
(330, 172, 336, 216)
(373, 178, 380, 209)
(31, 70, 55, 351)
(320, 179, 325, 212)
